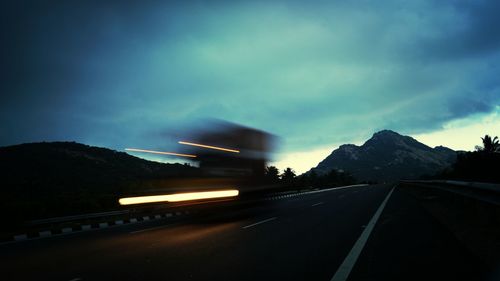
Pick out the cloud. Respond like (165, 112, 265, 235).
(1, 0, 499, 166)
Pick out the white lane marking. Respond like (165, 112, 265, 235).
(68, 278, 82, 281)
(307, 184, 368, 195)
(311, 202, 324, 207)
(242, 217, 277, 229)
(330, 186, 396, 281)
(267, 184, 369, 201)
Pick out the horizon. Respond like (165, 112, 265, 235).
(3, 124, 496, 175)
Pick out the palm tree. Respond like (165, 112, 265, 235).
(281, 167, 296, 182)
(480, 135, 500, 153)
(264, 166, 280, 182)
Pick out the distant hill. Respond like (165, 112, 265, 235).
(0, 142, 198, 222)
(0, 141, 198, 184)
(311, 130, 457, 182)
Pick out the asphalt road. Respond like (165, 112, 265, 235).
(0, 184, 492, 281)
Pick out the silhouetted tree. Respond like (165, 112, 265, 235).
(264, 166, 280, 182)
(435, 134, 500, 183)
(296, 168, 357, 189)
(479, 135, 500, 153)
(281, 167, 296, 182)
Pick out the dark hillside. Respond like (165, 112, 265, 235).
(0, 142, 198, 223)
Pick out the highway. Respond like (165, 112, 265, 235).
(0, 184, 491, 281)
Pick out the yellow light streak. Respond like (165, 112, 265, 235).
(125, 148, 197, 158)
(178, 141, 240, 153)
(118, 189, 239, 205)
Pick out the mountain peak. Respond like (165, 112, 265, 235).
(373, 129, 401, 137)
(313, 130, 457, 181)
(339, 143, 358, 149)
(369, 130, 406, 142)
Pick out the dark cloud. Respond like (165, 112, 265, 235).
(423, 1, 500, 60)
(1, 0, 499, 155)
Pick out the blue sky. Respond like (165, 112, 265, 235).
(1, 0, 499, 173)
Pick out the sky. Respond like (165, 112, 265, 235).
(1, 0, 499, 173)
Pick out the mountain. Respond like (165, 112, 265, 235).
(0, 142, 198, 222)
(311, 130, 457, 182)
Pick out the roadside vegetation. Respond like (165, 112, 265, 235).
(264, 166, 357, 189)
(434, 134, 500, 183)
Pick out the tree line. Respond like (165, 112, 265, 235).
(263, 166, 357, 188)
(436, 134, 500, 183)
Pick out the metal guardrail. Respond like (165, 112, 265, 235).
(401, 180, 500, 206)
(403, 180, 500, 192)
(28, 210, 131, 225)
(438, 180, 500, 192)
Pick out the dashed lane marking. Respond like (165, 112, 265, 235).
(242, 217, 277, 229)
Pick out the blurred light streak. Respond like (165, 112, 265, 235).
(178, 141, 240, 153)
(125, 148, 197, 158)
(119, 190, 239, 205)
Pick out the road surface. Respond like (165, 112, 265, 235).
(0, 184, 492, 280)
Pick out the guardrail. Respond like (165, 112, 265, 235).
(28, 210, 131, 225)
(409, 180, 500, 192)
(1, 203, 197, 244)
(400, 180, 500, 206)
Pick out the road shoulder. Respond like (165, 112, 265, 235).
(348, 184, 490, 281)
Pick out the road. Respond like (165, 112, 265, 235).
(0, 184, 492, 280)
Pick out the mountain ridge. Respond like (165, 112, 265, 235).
(311, 130, 457, 182)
